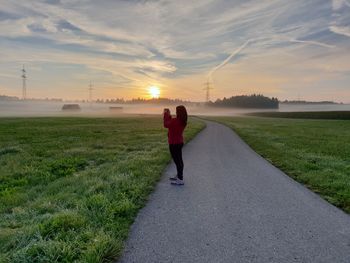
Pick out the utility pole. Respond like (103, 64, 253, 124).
(203, 81, 213, 103)
(88, 81, 93, 106)
(22, 65, 26, 100)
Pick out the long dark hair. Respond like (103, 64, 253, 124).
(176, 105, 187, 127)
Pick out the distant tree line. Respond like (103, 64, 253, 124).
(96, 98, 125, 104)
(0, 95, 63, 102)
(0, 95, 194, 105)
(96, 97, 195, 105)
(1, 94, 341, 107)
(0, 95, 19, 101)
(208, 94, 279, 109)
(281, 100, 340, 105)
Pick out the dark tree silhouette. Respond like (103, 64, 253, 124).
(208, 94, 279, 109)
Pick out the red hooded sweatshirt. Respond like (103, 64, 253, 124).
(163, 111, 185, 144)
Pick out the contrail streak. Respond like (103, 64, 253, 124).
(289, 39, 335, 49)
(207, 36, 335, 81)
(207, 39, 253, 81)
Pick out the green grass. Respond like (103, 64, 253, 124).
(248, 111, 350, 120)
(0, 116, 205, 262)
(207, 116, 350, 213)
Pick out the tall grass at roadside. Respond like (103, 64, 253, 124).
(0, 116, 205, 262)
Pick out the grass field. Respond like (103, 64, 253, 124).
(208, 116, 350, 213)
(0, 116, 205, 262)
(248, 111, 350, 120)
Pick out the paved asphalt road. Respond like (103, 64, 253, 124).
(119, 120, 350, 263)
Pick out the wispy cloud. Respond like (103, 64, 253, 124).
(0, 0, 349, 101)
(289, 39, 335, 48)
(332, 0, 350, 10)
(208, 36, 334, 82)
(330, 0, 350, 39)
(329, 25, 350, 37)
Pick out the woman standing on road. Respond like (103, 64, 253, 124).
(163, 105, 188, 185)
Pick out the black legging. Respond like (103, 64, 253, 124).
(169, 143, 184, 180)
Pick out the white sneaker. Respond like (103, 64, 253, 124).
(171, 178, 184, 185)
(169, 176, 177, 181)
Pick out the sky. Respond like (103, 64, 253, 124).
(0, 0, 349, 102)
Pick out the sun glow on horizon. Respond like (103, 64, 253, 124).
(148, 86, 161, 99)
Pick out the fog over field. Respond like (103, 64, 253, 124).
(0, 101, 350, 117)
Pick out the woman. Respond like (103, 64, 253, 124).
(163, 105, 187, 185)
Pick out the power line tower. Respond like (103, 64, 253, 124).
(203, 81, 213, 103)
(88, 81, 94, 105)
(21, 65, 27, 100)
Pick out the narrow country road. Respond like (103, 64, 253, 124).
(119, 120, 350, 263)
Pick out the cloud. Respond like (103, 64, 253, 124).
(329, 25, 350, 37)
(207, 36, 334, 82)
(289, 39, 335, 48)
(332, 0, 350, 10)
(330, 0, 350, 40)
(0, 0, 349, 101)
(0, 10, 22, 21)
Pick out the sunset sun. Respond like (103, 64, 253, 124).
(148, 86, 160, 98)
